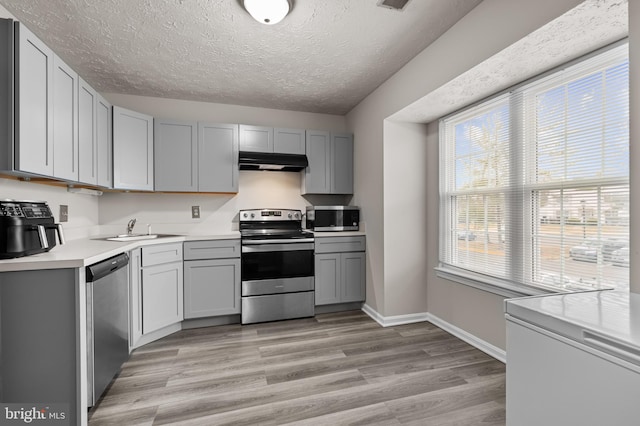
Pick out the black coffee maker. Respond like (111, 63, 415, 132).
(0, 200, 66, 258)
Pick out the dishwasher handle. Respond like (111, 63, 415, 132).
(86, 253, 130, 282)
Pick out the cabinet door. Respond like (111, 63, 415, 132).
(239, 124, 273, 152)
(52, 55, 78, 181)
(78, 77, 97, 184)
(15, 23, 53, 176)
(142, 261, 184, 334)
(129, 248, 143, 348)
(154, 119, 198, 192)
(315, 253, 341, 305)
(341, 252, 365, 303)
(331, 133, 354, 194)
(303, 130, 331, 194)
(184, 258, 241, 318)
(95, 94, 112, 188)
(198, 123, 239, 192)
(274, 128, 305, 155)
(113, 106, 154, 191)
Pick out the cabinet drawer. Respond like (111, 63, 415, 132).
(142, 242, 183, 267)
(314, 236, 366, 254)
(183, 239, 241, 260)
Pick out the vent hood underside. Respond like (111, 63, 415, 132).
(238, 151, 309, 172)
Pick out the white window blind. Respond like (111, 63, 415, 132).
(439, 43, 629, 293)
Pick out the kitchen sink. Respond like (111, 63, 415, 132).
(98, 234, 182, 242)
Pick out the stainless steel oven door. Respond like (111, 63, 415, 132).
(240, 240, 315, 324)
(241, 241, 314, 284)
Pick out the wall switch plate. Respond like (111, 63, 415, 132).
(59, 205, 69, 222)
(191, 205, 200, 219)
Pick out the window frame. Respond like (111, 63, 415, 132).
(437, 40, 629, 297)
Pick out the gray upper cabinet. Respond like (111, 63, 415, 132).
(154, 119, 198, 192)
(14, 21, 54, 176)
(239, 125, 273, 152)
(240, 125, 305, 155)
(199, 123, 239, 193)
(95, 94, 113, 188)
(153, 120, 238, 193)
(0, 19, 111, 186)
(303, 130, 331, 193)
(331, 133, 354, 194)
(274, 128, 305, 155)
(52, 55, 78, 181)
(78, 77, 97, 185)
(303, 131, 353, 195)
(113, 106, 154, 191)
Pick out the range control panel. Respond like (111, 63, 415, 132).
(240, 209, 302, 222)
(0, 201, 53, 218)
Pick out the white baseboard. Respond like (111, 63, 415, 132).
(426, 313, 506, 363)
(361, 304, 506, 363)
(362, 304, 429, 327)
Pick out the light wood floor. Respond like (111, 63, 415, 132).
(88, 311, 505, 425)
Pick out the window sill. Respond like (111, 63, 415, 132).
(434, 265, 552, 298)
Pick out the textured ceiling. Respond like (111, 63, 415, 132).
(393, 0, 628, 123)
(0, 0, 482, 115)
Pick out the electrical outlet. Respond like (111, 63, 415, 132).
(191, 205, 200, 219)
(59, 205, 69, 222)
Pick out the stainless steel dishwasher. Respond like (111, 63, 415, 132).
(86, 252, 130, 407)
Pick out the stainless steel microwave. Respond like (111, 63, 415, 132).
(305, 206, 360, 231)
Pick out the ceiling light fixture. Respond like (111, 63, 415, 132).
(243, 0, 291, 25)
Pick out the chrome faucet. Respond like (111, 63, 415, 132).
(127, 218, 137, 235)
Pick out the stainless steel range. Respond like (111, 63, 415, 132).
(240, 208, 315, 324)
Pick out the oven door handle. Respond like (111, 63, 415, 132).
(242, 242, 315, 253)
(242, 238, 315, 245)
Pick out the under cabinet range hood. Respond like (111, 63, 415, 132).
(238, 151, 308, 172)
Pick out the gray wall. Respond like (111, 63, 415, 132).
(347, 0, 597, 348)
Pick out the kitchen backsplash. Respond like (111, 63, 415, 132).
(98, 171, 349, 236)
(1, 171, 351, 241)
(0, 177, 101, 241)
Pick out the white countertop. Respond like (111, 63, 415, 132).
(0, 230, 366, 272)
(0, 232, 240, 272)
(506, 289, 640, 353)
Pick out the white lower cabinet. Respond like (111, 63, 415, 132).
(315, 236, 366, 306)
(142, 261, 184, 334)
(183, 239, 241, 319)
(129, 243, 183, 347)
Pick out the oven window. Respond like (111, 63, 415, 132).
(242, 249, 314, 281)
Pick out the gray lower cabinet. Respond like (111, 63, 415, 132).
(113, 105, 154, 191)
(302, 131, 354, 195)
(138, 243, 184, 335)
(315, 236, 366, 305)
(184, 239, 241, 318)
